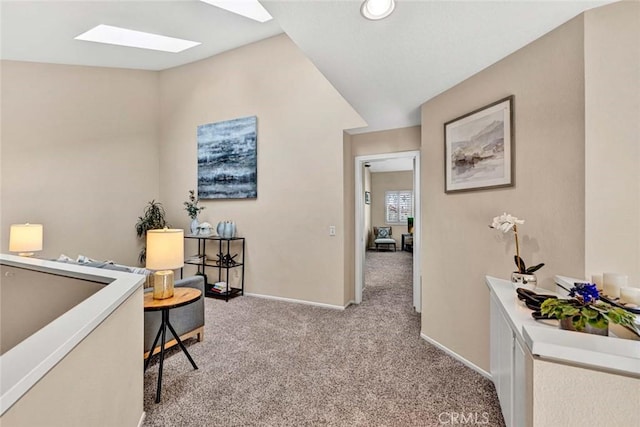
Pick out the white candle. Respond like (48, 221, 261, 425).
(619, 287, 640, 305)
(591, 274, 603, 291)
(602, 273, 628, 299)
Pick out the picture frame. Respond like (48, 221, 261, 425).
(364, 191, 371, 205)
(444, 95, 514, 193)
(197, 116, 258, 199)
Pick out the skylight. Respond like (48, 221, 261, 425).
(74, 25, 201, 53)
(200, 0, 273, 23)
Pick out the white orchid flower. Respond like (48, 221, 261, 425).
(491, 212, 524, 233)
(489, 212, 543, 276)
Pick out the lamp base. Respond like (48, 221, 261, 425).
(18, 252, 35, 257)
(153, 270, 175, 300)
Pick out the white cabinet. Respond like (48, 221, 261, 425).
(487, 276, 639, 427)
(490, 292, 516, 426)
(513, 338, 528, 427)
(490, 291, 530, 427)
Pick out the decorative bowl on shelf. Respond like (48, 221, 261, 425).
(512, 272, 537, 290)
(197, 222, 213, 236)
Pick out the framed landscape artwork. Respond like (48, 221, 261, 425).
(197, 116, 257, 199)
(444, 96, 514, 193)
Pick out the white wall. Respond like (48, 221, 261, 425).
(364, 166, 372, 247)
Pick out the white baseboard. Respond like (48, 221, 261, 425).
(244, 292, 346, 310)
(137, 411, 146, 427)
(420, 332, 491, 380)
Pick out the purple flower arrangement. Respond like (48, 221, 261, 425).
(541, 282, 636, 333)
(568, 282, 600, 304)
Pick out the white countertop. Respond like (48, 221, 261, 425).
(0, 254, 145, 415)
(486, 275, 640, 377)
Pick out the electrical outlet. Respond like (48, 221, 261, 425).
(329, 226, 336, 236)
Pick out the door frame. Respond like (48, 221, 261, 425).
(354, 150, 421, 312)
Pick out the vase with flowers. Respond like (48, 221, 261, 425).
(184, 190, 205, 235)
(541, 282, 636, 336)
(490, 212, 544, 289)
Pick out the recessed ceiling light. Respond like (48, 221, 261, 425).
(361, 0, 396, 21)
(74, 24, 201, 53)
(200, 0, 273, 23)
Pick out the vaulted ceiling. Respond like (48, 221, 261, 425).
(0, 0, 612, 133)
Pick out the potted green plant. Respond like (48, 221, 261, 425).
(184, 190, 205, 235)
(135, 200, 168, 265)
(541, 282, 636, 335)
(490, 212, 544, 289)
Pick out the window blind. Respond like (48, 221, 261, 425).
(385, 190, 413, 223)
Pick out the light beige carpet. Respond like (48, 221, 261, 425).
(143, 250, 504, 426)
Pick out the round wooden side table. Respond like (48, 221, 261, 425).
(143, 287, 202, 403)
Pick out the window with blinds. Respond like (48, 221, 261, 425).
(385, 190, 413, 223)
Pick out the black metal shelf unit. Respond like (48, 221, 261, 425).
(183, 235, 245, 301)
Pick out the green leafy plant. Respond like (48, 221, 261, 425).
(513, 255, 545, 275)
(541, 282, 636, 332)
(183, 189, 205, 220)
(135, 200, 169, 265)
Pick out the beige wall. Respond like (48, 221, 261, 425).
(350, 126, 421, 157)
(532, 359, 639, 427)
(158, 34, 364, 306)
(343, 133, 355, 304)
(0, 35, 366, 306)
(1, 286, 143, 426)
(344, 126, 421, 302)
(370, 171, 413, 245)
(584, 1, 640, 284)
(0, 265, 103, 354)
(0, 61, 160, 266)
(421, 16, 586, 371)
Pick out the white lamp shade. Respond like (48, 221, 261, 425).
(146, 228, 184, 270)
(9, 223, 43, 252)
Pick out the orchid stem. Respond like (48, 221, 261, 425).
(514, 224, 522, 272)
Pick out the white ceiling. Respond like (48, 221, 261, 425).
(0, 0, 283, 71)
(0, 0, 613, 134)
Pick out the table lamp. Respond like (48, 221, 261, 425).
(146, 228, 184, 300)
(9, 223, 43, 257)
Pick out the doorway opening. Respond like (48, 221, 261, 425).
(355, 151, 421, 312)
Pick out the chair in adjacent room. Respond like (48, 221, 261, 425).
(373, 226, 396, 251)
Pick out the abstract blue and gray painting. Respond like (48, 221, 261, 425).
(197, 116, 257, 199)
